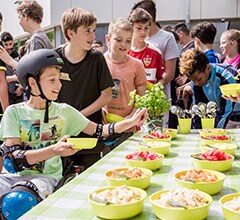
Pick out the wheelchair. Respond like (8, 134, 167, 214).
(54, 157, 84, 192)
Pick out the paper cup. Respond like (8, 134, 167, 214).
(201, 118, 215, 129)
(178, 118, 192, 134)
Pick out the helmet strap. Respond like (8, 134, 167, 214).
(44, 100, 50, 123)
(34, 78, 51, 123)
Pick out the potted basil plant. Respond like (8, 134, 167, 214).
(129, 82, 171, 129)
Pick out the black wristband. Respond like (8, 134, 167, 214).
(93, 124, 103, 138)
(108, 123, 116, 136)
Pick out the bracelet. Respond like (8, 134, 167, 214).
(108, 123, 116, 136)
(93, 124, 103, 138)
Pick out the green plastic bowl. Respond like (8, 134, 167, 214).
(150, 189, 212, 220)
(142, 135, 171, 143)
(105, 113, 124, 123)
(88, 186, 147, 219)
(219, 193, 240, 220)
(138, 142, 171, 155)
(220, 83, 240, 97)
(174, 169, 225, 195)
(105, 167, 153, 189)
(199, 128, 227, 137)
(67, 138, 98, 150)
(125, 152, 164, 171)
(163, 128, 178, 139)
(200, 135, 232, 145)
(201, 143, 238, 156)
(192, 153, 234, 172)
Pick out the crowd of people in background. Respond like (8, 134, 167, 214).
(0, 0, 239, 218)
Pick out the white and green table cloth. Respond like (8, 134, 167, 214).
(21, 129, 240, 220)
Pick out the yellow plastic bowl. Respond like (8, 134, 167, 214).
(174, 169, 225, 195)
(105, 113, 124, 123)
(125, 152, 164, 171)
(142, 135, 171, 143)
(67, 138, 98, 150)
(200, 135, 232, 145)
(199, 128, 227, 137)
(163, 128, 178, 139)
(88, 186, 147, 219)
(220, 83, 240, 97)
(150, 189, 212, 220)
(105, 167, 152, 189)
(219, 193, 240, 220)
(201, 143, 238, 156)
(138, 142, 171, 155)
(192, 153, 234, 172)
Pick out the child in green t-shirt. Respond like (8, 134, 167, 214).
(0, 49, 147, 220)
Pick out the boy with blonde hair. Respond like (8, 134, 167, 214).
(55, 8, 114, 168)
(102, 19, 146, 151)
(104, 18, 146, 120)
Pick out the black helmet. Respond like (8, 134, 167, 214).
(16, 49, 64, 123)
(16, 49, 64, 89)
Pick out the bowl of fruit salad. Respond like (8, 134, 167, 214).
(199, 128, 227, 137)
(200, 135, 232, 145)
(138, 141, 171, 155)
(88, 185, 147, 219)
(142, 132, 171, 143)
(219, 193, 240, 220)
(201, 143, 238, 156)
(174, 169, 225, 195)
(163, 128, 178, 139)
(125, 151, 164, 170)
(150, 188, 212, 220)
(191, 150, 234, 172)
(105, 167, 153, 189)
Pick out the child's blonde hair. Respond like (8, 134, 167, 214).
(61, 8, 97, 41)
(107, 18, 133, 36)
(221, 29, 240, 53)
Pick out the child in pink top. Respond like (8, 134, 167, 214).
(220, 29, 240, 69)
(104, 18, 146, 119)
(128, 8, 165, 84)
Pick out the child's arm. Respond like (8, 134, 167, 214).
(0, 46, 18, 69)
(136, 84, 146, 96)
(0, 69, 9, 111)
(83, 108, 147, 136)
(80, 87, 112, 117)
(161, 58, 176, 86)
(4, 136, 78, 166)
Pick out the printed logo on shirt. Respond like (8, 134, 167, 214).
(60, 72, 71, 81)
(143, 56, 152, 67)
(145, 68, 157, 81)
(20, 117, 64, 144)
(112, 78, 121, 98)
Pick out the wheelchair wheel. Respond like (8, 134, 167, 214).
(54, 173, 76, 192)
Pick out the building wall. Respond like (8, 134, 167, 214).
(1, 0, 239, 45)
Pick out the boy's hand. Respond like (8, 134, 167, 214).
(53, 135, 78, 156)
(222, 94, 240, 103)
(131, 108, 148, 127)
(101, 108, 108, 124)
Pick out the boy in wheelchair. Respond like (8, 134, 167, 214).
(0, 49, 147, 219)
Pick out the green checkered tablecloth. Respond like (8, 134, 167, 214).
(21, 129, 240, 220)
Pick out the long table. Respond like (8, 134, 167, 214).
(20, 129, 240, 220)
